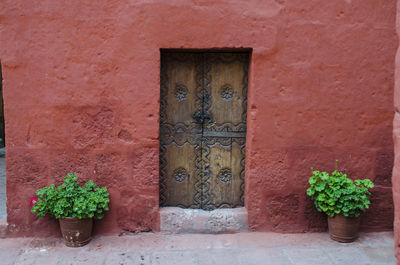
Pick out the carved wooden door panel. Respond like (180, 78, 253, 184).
(201, 53, 248, 210)
(159, 53, 203, 208)
(160, 52, 249, 210)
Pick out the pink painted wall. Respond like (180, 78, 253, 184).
(0, 0, 396, 236)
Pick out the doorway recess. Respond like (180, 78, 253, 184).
(159, 49, 250, 221)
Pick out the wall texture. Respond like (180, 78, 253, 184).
(393, 0, 400, 261)
(0, 0, 396, 236)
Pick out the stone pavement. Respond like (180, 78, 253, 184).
(0, 231, 396, 265)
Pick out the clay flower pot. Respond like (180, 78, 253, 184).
(59, 217, 93, 247)
(328, 215, 360, 243)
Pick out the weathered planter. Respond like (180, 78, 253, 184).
(59, 217, 93, 247)
(328, 215, 360, 243)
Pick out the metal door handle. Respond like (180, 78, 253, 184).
(192, 112, 211, 124)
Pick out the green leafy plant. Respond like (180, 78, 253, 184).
(306, 162, 374, 217)
(31, 173, 110, 219)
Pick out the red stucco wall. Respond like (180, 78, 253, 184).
(0, 0, 396, 236)
(394, 0, 400, 261)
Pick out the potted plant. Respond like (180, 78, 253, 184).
(306, 162, 374, 242)
(30, 173, 110, 247)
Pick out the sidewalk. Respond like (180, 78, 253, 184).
(0, 231, 396, 265)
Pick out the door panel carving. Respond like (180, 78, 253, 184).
(160, 52, 249, 210)
(205, 141, 244, 209)
(162, 143, 200, 208)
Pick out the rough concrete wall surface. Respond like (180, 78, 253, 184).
(393, 114, 399, 262)
(0, 0, 396, 236)
(393, 0, 400, 261)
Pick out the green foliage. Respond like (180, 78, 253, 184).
(31, 173, 110, 219)
(306, 166, 374, 217)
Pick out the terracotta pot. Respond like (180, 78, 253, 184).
(59, 217, 93, 247)
(328, 215, 360, 243)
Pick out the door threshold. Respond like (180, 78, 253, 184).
(160, 207, 249, 234)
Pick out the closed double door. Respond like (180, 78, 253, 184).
(159, 52, 249, 210)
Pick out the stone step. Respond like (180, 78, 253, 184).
(160, 207, 249, 234)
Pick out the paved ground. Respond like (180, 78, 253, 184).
(0, 231, 396, 265)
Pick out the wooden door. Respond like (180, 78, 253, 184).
(160, 52, 249, 210)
